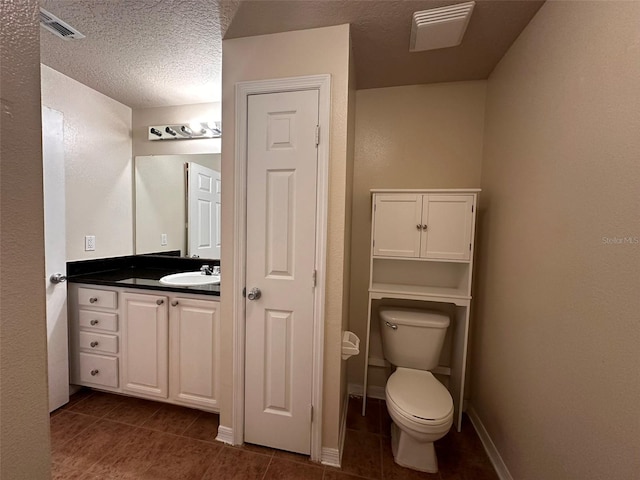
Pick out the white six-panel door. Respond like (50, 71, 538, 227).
(188, 163, 221, 258)
(42, 106, 69, 412)
(244, 89, 319, 454)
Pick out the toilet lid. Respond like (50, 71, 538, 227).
(386, 368, 453, 422)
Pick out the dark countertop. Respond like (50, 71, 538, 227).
(67, 254, 221, 297)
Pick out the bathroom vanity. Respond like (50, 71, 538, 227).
(66, 255, 221, 412)
(362, 189, 480, 431)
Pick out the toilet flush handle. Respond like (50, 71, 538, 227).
(385, 321, 398, 330)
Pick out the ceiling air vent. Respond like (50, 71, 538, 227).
(40, 8, 85, 40)
(410, 1, 475, 52)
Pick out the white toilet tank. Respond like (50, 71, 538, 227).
(379, 307, 450, 370)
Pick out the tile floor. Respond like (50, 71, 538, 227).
(50, 390, 498, 480)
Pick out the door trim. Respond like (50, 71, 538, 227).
(232, 74, 330, 461)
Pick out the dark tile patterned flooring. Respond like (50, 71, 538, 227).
(50, 390, 498, 479)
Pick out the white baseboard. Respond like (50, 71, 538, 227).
(321, 389, 350, 468)
(466, 405, 513, 480)
(348, 382, 386, 400)
(215, 425, 234, 445)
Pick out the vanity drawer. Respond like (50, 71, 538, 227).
(78, 287, 118, 309)
(79, 331, 118, 354)
(79, 310, 118, 332)
(79, 353, 118, 388)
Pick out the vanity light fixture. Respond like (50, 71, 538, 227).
(148, 122, 222, 141)
(179, 126, 193, 137)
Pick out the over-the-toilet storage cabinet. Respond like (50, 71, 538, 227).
(363, 189, 479, 431)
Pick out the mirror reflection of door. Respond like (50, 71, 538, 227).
(134, 154, 220, 259)
(187, 162, 221, 259)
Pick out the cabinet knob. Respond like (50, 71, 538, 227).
(89, 297, 98, 304)
(90, 369, 99, 376)
(422, 224, 428, 230)
(90, 319, 99, 326)
(416, 224, 421, 230)
(156, 299, 164, 305)
(171, 300, 179, 307)
(90, 341, 99, 348)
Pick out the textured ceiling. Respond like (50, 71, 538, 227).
(39, 0, 544, 109)
(226, 0, 545, 90)
(39, 0, 240, 108)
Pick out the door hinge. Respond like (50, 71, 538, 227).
(312, 269, 317, 287)
(315, 125, 320, 147)
(310, 404, 314, 422)
(472, 204, 474, 213)
(469, 243, 472, 251)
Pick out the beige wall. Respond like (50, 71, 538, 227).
(347, 82, 487, 388)
(339, 33, 357, 434)
(41, 65, 133, 261)
(133, 103, 221, 156)
(0, 1, 51, 477)
(473, 1, 640, 478)
(221, 24, 352, 451)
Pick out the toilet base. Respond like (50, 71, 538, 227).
(390, 422, 439, 473)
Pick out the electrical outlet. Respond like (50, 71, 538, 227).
(161, 233, 168, 246)
(85, 235, 96, 251)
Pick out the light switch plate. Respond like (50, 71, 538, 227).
(161, 233, 168, 246)
(85, 235, 95, 251)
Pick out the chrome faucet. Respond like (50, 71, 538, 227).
(200, 265, 213, 275)
(200, 265, 220, 276)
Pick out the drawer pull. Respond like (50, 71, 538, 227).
(156, 299, 164, 305)
(90, 341, 99, 348)
(89, 297, 98, 304)
(171, 300, 179, 307)
(90, 319, 99, 326)
(90, 369, 99, 376)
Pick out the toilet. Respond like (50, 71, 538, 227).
(379, 307, 454, 473)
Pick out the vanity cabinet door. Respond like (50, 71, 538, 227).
(121, 292, 169, 399)
(169, 297, 220, 410)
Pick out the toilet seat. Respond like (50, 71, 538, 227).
(386, 368, 453, 426)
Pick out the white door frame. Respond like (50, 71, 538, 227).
(232, 74, 330, 461)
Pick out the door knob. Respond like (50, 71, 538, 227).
(50, 273, 67, 284)
(247, 287, 262, 301)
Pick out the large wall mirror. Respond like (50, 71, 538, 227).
(134, 153, 221, 260)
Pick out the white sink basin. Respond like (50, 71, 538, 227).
(159, 271, 220, 286)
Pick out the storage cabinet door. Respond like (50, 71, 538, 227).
(170, 298, 220, 410)
(121, 292, 168, 399)
(373, 194, 422, 257)
(421, 195, 474, 260)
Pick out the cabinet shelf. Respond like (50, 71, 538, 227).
(369, 282, 471, 305)
(373, 255, 471, 264)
